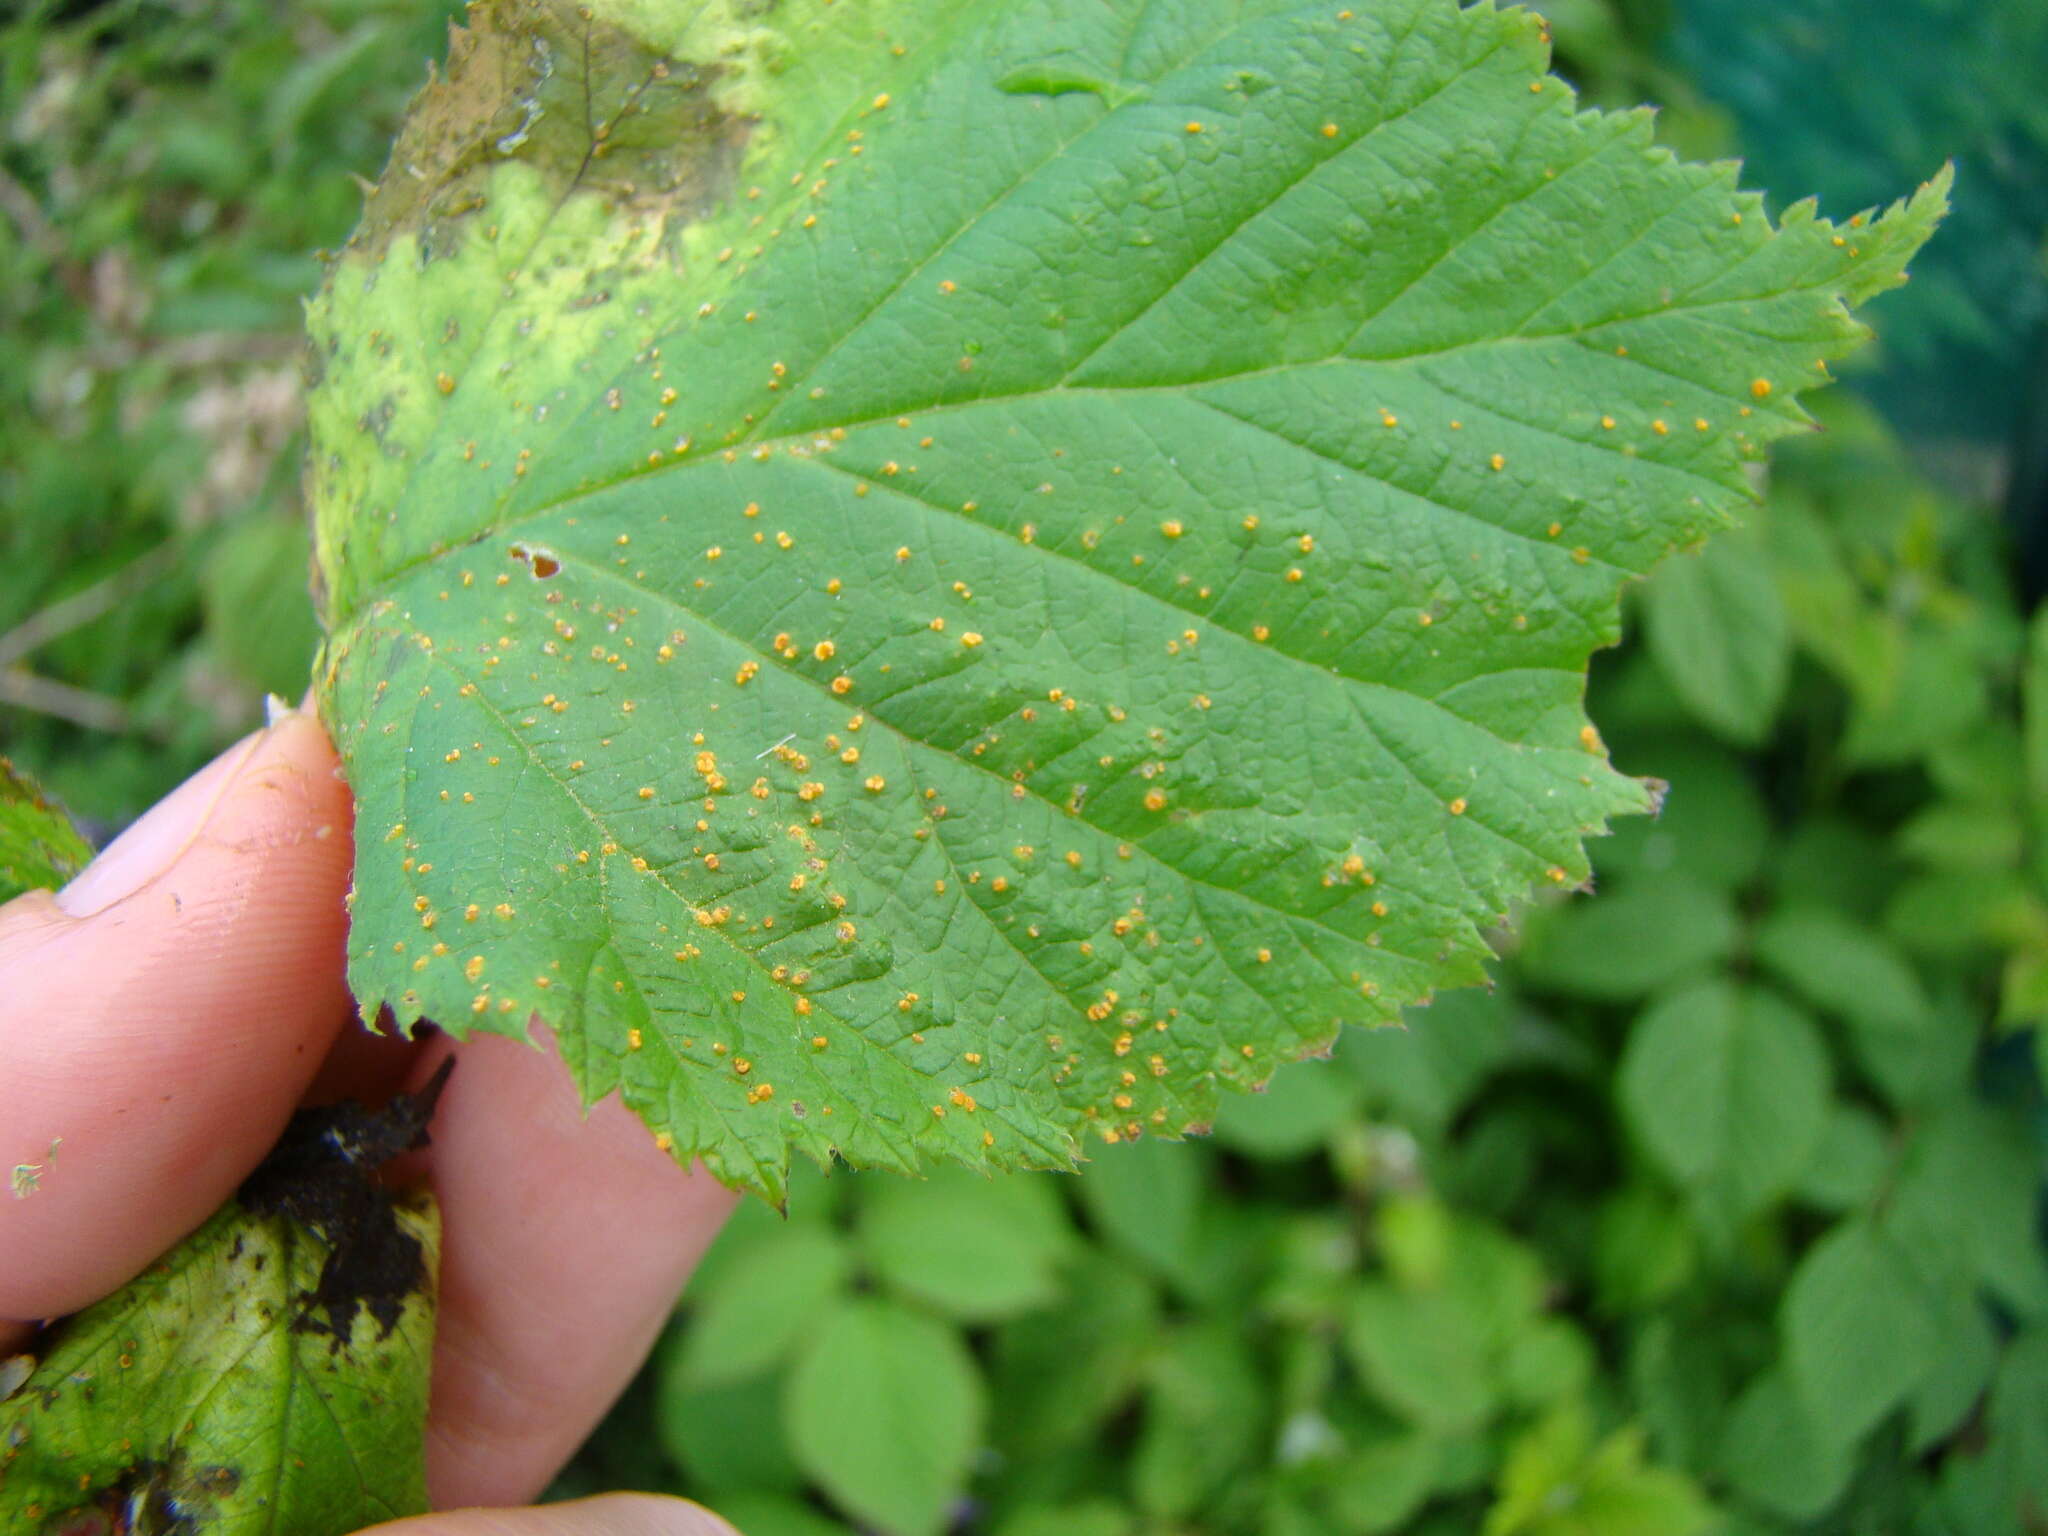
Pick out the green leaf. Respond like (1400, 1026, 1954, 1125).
(674, 1221, 850, 1388)
(0, 1195, 437, 1536)
(991, 1250, 1160, 1458)
(1488, 1412, 1716, 1536)
(1752, 905, 1960, 1106)
(1131, 1325, 1268, 1521)
(1446, 1218, 1549, 1335)
(1629, 1317, 1743, 1477)
(992, 1500, 1135, 1536)
(1211, 1057, 1362, 1160)
(1592, 1184, 1698, 1314)
(201, 515, 323, 700)
(1518, 873, 1739, 1002)
(1324, 1430, 1441, 1535)
(0, 758, 92, 903)
(783, 1298, 984, 1536)
(708, 1493, 861, 1536)
(2025, 610, 2048, 839)
(1617, 979, 1830, 1224)
(1883, 1104, 2048, 1318)
(1716, 1369, 1856, 1521)
(1594, 739, 1770, 892)
(1905, 1286, 1998, 1456)
(1791, 1102, 1891, 1214)
(1640, 528, 1789, 745)
(1897, 800, 2025, 870)
(1840, 627, 1991, 768)
(1336, 991, 1518, 1135)
(1782, 1219, 1940, 1450)
(858, 1167, 1072, 1323)
(307, 0, 1947, 1193)
(1377, 1192, 1457, 1293)
(1074, 1132, 1205, 1294)
(1345, 1283, 1496, 1435)
(1984, 1326, 2048, 1506)
(1770, 816, 1900, 923)
(659, 1370, 807, 1497)
(1500, 1318, 1596, 1411)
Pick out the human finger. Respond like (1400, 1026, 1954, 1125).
(0, 711, 356, 1321)
(357, 1493, 739, 1536)
(402, 1031, 738, 1509)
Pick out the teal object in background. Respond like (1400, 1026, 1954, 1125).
(1669, 0, 2048, 461)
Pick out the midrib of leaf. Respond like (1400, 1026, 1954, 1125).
(340, 174, 1818, 637)
(522, 539, 1447, 948)
(341, 343, 1679, 651)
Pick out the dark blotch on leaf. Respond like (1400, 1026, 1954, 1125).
(237, 1057, 454, 1346)
(41, 1455, 237, 1536)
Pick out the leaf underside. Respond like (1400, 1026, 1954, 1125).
(309, 0, 1946, 1197)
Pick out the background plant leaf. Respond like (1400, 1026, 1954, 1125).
(0, 758, 92, 902)
(307, 0, 1945, 1194)
(1617, 978, 1830, 1226)
(783, 1297, 985, 1536)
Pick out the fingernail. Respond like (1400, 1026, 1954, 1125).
(55, 729, 267, 917)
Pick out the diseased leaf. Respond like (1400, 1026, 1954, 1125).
(307, 0, 1946, 1194)
(0, 1064, 449, 1535)
(0, 758, 92, 903)
(0, 1197, 437, 1536)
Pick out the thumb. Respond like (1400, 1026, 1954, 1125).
(358, 1495, 742, 1536)
(0, 707, 357, 1322)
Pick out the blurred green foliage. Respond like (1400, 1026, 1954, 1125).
(0, 0, 459, 823)
(4, 1, 2046, 1534)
